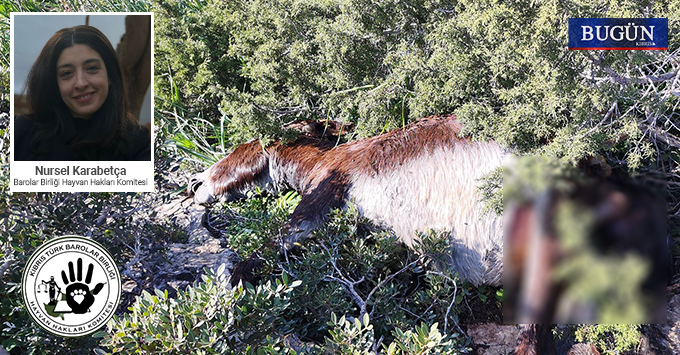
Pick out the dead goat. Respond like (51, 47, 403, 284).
(188, 115, 507, 286)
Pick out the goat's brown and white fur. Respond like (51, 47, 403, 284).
(189, 115, 506, 285)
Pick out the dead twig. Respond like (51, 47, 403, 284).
(584, 51, 678, 85)
(639, 123, 680, 149)
(320, 241, 421, 320)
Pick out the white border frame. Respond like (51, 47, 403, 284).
(9, 12, 155, 193)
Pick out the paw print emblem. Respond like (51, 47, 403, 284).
(61, 258, 106, 314)
(23, 236, 121, 337)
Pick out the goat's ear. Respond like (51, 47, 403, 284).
(577, 154, 612, 178)
(283, 119, 354, 139)
(318, 119, 354, 138)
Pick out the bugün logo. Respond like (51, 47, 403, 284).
(568, 18, 668, 50)
(580, 22, 655, 42)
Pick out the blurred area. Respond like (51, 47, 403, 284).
(503, 156, 668, 324)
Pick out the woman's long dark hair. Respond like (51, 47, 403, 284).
(25, 25, 139, 160)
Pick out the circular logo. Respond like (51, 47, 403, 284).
(22, 236, 121, 337)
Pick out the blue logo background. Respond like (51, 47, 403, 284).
(568, 18, 668, 50)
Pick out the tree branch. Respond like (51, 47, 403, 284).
(583, 51, 679, 85)
(639, 123, 680, 149)
(321, 242, 421, 320)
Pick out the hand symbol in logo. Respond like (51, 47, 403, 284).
(61, 258, 105, 314)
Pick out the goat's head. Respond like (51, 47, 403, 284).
(188, 140, 269, 205)
(188, 119, 352, 205)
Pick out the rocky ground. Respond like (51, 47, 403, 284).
(118, 195, 239, 308)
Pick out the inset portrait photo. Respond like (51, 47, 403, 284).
(11, 13, 154, 192)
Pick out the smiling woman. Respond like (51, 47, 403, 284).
(13, 25, 150, 161)
(56, 44, 110, 120)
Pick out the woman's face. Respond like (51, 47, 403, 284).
(56, 44, 109, 120)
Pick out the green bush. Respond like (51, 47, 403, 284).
(0, 189, 187, 354)
(98, 267, 301, 354)
(2, 0, 677, 353)
(385, 321, 468, 355)
(156, 0, 679, 167)
(575, 324, 641, 355)
(173, 195, 499, 352)
(99, 266, 470, 355)
(325, 313, 470, 355)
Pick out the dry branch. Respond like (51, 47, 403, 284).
(639, 123, 680, 149)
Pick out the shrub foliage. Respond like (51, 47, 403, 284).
(1, 0, 679, 354)
(155, 0, 679, 167)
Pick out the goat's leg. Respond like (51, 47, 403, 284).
(283, 170, 349, 249)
